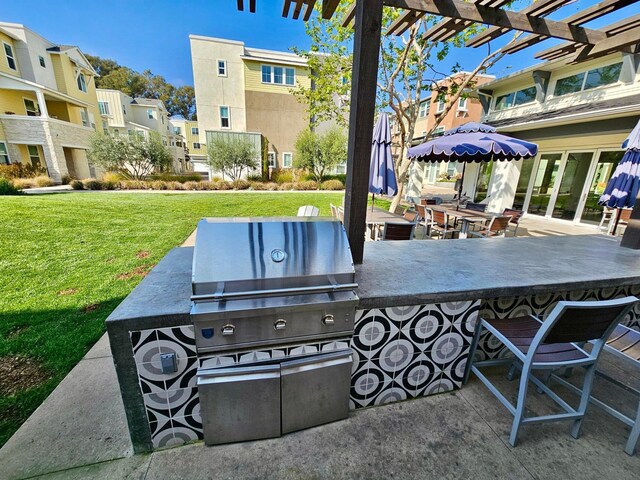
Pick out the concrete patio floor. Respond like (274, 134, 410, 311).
(0, 332, 637, 480)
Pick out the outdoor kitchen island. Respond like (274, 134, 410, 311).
(106, 232, 640, 453)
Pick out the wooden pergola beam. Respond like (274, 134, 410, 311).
(421, 0, 509, 42)
(304, 0, 317, 21)
(590, 26, 640, 55)
(322, 0, 341, 19)
(384, 0, 606, 44)
(341, 3, 356, 28)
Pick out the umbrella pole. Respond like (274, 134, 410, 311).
(457, 163, 466, 211)
(612, 207, 622, 236)
(371, 193, 375, 212)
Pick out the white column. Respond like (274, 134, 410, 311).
(35, 89, 48, 118)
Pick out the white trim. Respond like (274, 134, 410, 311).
(267, 151, 276, 168)
(261, 64, 296, 86)
(436, 100, 445, 114)
(22, 96, 39, 116)
(219, 105, 230, 129)
(217, 59, 227, 77)
(0, 140, 10, 164)
(188, 34, 244, 46)
(0, 71, 91, 107)
(282, 151, 293, 168)
(38, 55, 46, 68)
(2, 41, 17, 71)
(457, 97, 468, 111)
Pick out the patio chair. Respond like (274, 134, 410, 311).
(465, 202, 487, 212)
(337, 206, 344, 223)
(421, 198, 437, 206)
(611, 208, 633, 235)
(464, 296, 638, 447)
(502, 208, 524, 237)
(403, 209, 419, 222)
(415, 204, 431, 237)
(428, 209, 459, 239)
(297, 205, 320, 216)
(329, 203, 339, 218)
(469, 215, 512, 238)
(381, 222, 415, 240)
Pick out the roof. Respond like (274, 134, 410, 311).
(131, 98, 165, 109)
(489, 93, 640, 131)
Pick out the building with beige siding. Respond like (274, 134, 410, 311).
(466, 52, 640, 226)
(170, 118, 205, 173)
(189, 34, 311, 178)
(96, 89, 187, 172)
(0, 22, 102, 182)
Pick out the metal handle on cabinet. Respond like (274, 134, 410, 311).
(221, 324, 236, 336)
(274, 319, 287, 331)
(322, 314, 335, 326)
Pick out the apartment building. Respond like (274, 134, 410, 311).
(466, 52, 640, 225)
(397, 72, 494, 196)
(190, 34, 311, 178)
(170, 118, 205, 173)
(0, 22, 101, 182)
(96, 89, 187, 172)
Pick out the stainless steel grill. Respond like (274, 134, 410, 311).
(191, 217, 358, 445)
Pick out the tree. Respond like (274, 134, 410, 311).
(207, 136, 258, 181)
(294, 127, 347, 183)
(87, 55, 197, 120)
(88, 132, 172, 179)
(292, 1, 523, 211)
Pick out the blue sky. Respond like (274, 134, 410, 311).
(1, 0, 634, 86)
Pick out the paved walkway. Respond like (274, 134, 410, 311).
(0, 332, 637, 479)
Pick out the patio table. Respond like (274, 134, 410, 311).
(365, 206, 412, 240)
(431, 206, 495, 239)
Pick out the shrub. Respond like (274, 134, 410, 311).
(61, 175, 74, 185)
(70, 180, 84, 190)
(233, 179, 251, 190)
(33, 176, 55, 187)
(0, 177, 22, 195)
(250, 182, 267, 190)
(149, 173, 203, 183)
(271, 169, 294, 184)
(320, 179, 345, 190)
(278, 182, 294, 191)
(323, 174, 347, 184)
(217, 181, 233, 190)
(265, 182, 279, 191)
(246, 173, 264, 182)
(183, 181, 199, 190)
(168, 181, 184, 190)
(150, 180, 169, 190)
(12, 178, 33, 189)
(0, 163, 46, 179)
(294, 180, 318, 191)
(210, 176, 222, 182)
(83, 178, 104, 190)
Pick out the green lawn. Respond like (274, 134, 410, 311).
(0, 191, 351, 446)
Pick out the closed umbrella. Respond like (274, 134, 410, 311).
(598, 119, 640, 233)
(369, 113, 397, 210)
(407, 122, 538, 205)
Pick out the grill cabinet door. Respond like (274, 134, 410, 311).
(197, 364, 281, 445)
(280, 349, 353, 434)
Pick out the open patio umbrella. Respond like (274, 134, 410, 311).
(369, 112, 397, 210)
(598, 119, 640, 234)
(407, 122, 538, 204)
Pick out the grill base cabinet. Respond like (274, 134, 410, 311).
(198, 350, 353, 445)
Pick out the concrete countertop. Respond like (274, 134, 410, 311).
(106, 235, 640, 329)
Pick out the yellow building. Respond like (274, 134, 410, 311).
(168, 118, 202, 172)
(0, 22, 101, 182)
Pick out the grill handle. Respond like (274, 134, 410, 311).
(191, 283, 358, 303)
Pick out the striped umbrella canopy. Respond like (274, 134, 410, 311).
(598, 119, 640, 209)
(369, 112, 397, 197)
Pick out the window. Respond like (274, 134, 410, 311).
(261, 64, 295, 85)
(335, 163, 346, 174)
(77, 73, 87, 92)
(24, 98, 39, 116)
(418, 101, 430, 118)
(174, 126, 181, 135)
(219, 106, 230, 128)
(283, 152, 293, 168)
(3, 42, 16, 70)
(262, 65, 271, 83)
(494, 86, 536, 111)
(0, 142, 10, 164)
(27, 145, 41, 168)
(457, 97, 468, 111)
(113, 129, 120, 136)
(98, 101, 110, 115)
(554, 62, 622, 97)
(38, 55, 46, 68)
(433, 126, 445, 137)
(193, 142, 201, 149)
(161, 115, 164, 124)
(191, 127, 199, 135)
(80, 109, 89, 127)
(147, 109, 154, 119)
(217, 59, 227, 76)
(102, 120, 109, 135)
(436, 99, 445, 113)
(267, 152, 276, 168)
(122, 104, 126, 115)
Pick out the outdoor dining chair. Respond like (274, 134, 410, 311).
(381, 222, 415, 241)
(415, 204, 431, 237)
(428, 209, 459, 239)
(329, 203, 339, 218)
(464, 296, 638, 447)
(402, 209, 419, 222)
(502, 208, 524, 236)
(297, 205, 320, 216)
(421, 198, 437, 206)
(469, 215, 512, 238)
(465, 202, 487, 212)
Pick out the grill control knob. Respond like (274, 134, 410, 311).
(221, 324, 236, 336)
(274, 319, 287, 331)
(322, 314, 335, 326)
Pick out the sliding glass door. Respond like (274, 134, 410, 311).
(550, 152, 594, 220)
(579, 151, 624, 224)
(526, 153, 563, 216)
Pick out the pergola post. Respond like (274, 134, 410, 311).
(620, 194, 640, 249)
(344, 0, 383, 264)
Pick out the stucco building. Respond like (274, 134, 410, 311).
(0, 22, 102, 182)
(170, 118, 205, 174)
(189, 34, 311, 178)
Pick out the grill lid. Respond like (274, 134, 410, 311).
(192, 217, 355, 298)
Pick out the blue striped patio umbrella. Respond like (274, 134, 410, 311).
(599, 119, 640, 209)
(369, 113, 397, 210)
